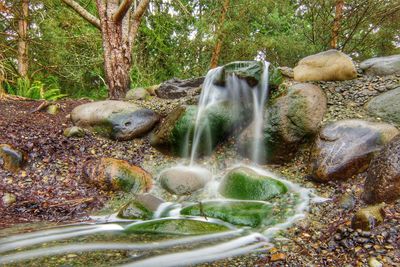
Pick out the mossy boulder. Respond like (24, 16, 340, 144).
(83, 158, 153, 193)
(124, 218, 231, 235)
(71, 100, 159, 141)
(366, 87, 400, 126)
(239, 83, 326, 163)
(0, 144, 26, 172)
(218, 167, 288, 200)
(151, 102, 251, 156)
(180, 200, 273, 227)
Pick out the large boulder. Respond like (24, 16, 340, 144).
(151, 102, 251, 156)
(0, 144, 26, 173)
(155, 77, 204, 99)
(363, 135, 400, 204)
(240, 83, 326, 163)
(218, 167, 288, 200)
(294, 50, 357, 81)
(83, 158, 153, 193)
(124, 218, 231, 235)
(180, 200, 273, 227)
(366, 86, 400, 126)
(309, 120, 399, 182)
(71, 100, 159, 141)
(360, 54, 400, 76)
(159, 166, 211, 195)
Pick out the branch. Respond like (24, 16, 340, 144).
(128, 0, 150, 45)
(132, 0, 150, 21)
(113, 0, 134, 22)
(61, 0, 101, 30)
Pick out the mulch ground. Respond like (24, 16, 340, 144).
(0, 99, 145, 228)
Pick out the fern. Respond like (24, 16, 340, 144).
(6, 77, 67, 100)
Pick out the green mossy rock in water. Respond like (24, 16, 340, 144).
(219, 167, 288, 200)
(151, 102, 251, 156)
(124, 218, 231, 235)
(180, 200, 273, 227)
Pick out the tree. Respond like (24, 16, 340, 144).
(330, 0, 344, 49)
(210, 0, 230, 69)
(61, 0, 150, 99)
(18, 0, 29, 77)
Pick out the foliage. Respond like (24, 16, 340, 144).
(5, 77, 67, 100)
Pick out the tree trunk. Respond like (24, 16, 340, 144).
(18, 0, 29, 77)
(331, 0, 344, 49)
(210, 0, 230, 69)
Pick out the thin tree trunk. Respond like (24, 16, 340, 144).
(210, 0, 230, 69)
(330, 0, 344, 49)
(18, 0, 29, 77)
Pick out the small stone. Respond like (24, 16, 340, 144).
(352, 204, 385, 231)
(368, 257, 382, 267)
(63, 126, 85, 138)
(270, 253, 286, 262)
(46, 104, 59, 115)
(0, 144, 26, 172)
(2, 193, 16, 206)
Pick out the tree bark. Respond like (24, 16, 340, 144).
(18, 0, 29, 77)
(330, 0, 344, 49)
(62, 0, 149, 99)
(210, 0, 230, 69)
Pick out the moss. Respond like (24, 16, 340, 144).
(180, 200, 273, 227)
(124, 218, 230, 235)
(117, 200, 153, 220)
(219, 167, 288, 200)
(170, 105, 197, 156)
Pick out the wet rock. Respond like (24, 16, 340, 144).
(124, 218, 231, 235)
(155, 77, 204, 99)
(360, 54, 400, 76)
(159, 166, 211, 195)
(84, 158, 152, 193)
(351, 204, 385, 231)
(2, 192, 16, 207)
(0, 144, 26, 172)
(71, 100, 159, 141)
(363, 134, 400, 204)
(180, 200, 274, 227)
(240, 83, 326, 163)
(218, 166, 287, 200)
(366, 86, 400, 126)
(294, 50, 357, 81)
(125, 88, 150, 100)
(309, 120, 399, 182)
(151, 102, 251, 156)
(46, 104, 59, 115)
(214, 61, 264, 87)
(117, 194, 163, 220)
(63, 126, 85, 138)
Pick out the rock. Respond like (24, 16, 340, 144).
(125, 88, 150, 100)
(145, 85, 158, 96)
(63, 126, 85, 138)
(368, 257, 383, 267)
(151, 102, 251, 156)
(0, 144, 25, 172)
(270, 253, 286, 262)
(363, 134, 400, 204)
(155, 77, 204, 99)
(214, 61, 263, 87)
(351, 204, 385, 231)
(180, 200, 273, 227)
(159, 166, 211, 195)
(309, 120, 399, 182)
(124, 218, 231, 235)
(294, 50, 357, 81)
(46, 104, 59, 115)
(366, 86, 400, 126)
(240, 83, 326, 163)
(71, 100, 159, 141)
(117, 194, 164, 220)
(2, 192, 16, 207)
(278, 66, 294, 78)
(83, 158, 152, 193)
(218, 167, 288, 200)
(338, 193, 356, 210)
(360, 54, 400, 76)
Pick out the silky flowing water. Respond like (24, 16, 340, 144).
(0, 62, 321, 267)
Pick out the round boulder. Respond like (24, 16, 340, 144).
(71, 100, 159, 141)
(366, 86, 400, 126)
(309, 120, 399, 182)
(84, 158, 153, 193)
(159, 166, 212, 195)
(363, 134, 400, 204)
(294, 50, 357, 81)
(360, 54, 400, 76)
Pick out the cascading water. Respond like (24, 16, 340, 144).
(0, 61, 323, 267)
